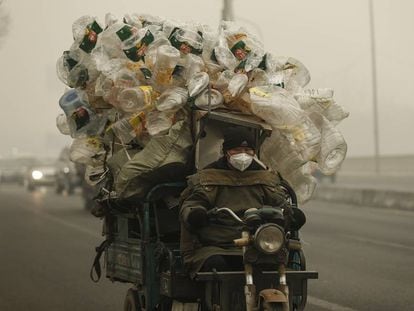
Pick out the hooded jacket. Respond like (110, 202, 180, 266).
(179, 159, 287, 277)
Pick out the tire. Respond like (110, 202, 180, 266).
(124, 288, 141, 311)
(288, 249, 307, 311)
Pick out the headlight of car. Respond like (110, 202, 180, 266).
(254, 224, 285, 254)
(31, 170, 43, 180)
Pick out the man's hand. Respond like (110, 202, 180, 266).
(186, 206, 208, 228)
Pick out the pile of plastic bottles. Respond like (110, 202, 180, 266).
(56, 13, 348, 203)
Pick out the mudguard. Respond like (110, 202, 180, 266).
(259, 288, 287, 303)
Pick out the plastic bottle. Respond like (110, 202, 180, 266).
(57, 47, 99, 88)
(182, 54, 205, 82)
(56, 114, 70, 135)
(117, 26, 149, 60)
(123, 13, 143, 29)
(187, 72, 209, 97)
(111, 112, 145, 143)
(295, 88, 350, 125)
(152, 45, 181, 91)
(247, 69, 269, 88)
(249, 86, 304, 129)
(261, 129, 306, 174)
(323, 102, 349, 125)
(194, 88, 224, 110)
(285, 162, 317, 204)
(156, 87, 188, 112)
(102, 68, 140, 108)
(169, 27, 204, 55)
(309, 112, 347, 175)
(58, 89, 108, 137)
(212, 26, 238, 71)
(214, 70, 234, 91)
(125, 61, 153, 84)
(105, 13, 118, 28)
(250, 86, 322, 161)
(69, 136, 104, 165)
(84, 164, 108, 186)
(72, 16, 103, 54)
(228, 73, 248, 97)
(118, 86, 154, 113)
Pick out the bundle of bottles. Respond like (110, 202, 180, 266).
(56, 13, 349, 203)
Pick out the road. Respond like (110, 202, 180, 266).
(0, 184, 413, 311)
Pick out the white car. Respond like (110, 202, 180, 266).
(25, 165, 57, 191)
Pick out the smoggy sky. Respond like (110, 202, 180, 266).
(0, 0, 413, 158)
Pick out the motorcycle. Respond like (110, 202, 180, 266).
(204, 204, 306, 311)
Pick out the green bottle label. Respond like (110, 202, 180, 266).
(230, 40, 251, 61)
(169, 28, 203, 55)
(116, 25, 134, 42)
(234, 59, 247, 73)
(63, 51, 78, 71)
(140, 67, 152, 79)
(123, 30, 155, 62)
(258, 54, 267, 71)
(79, 21, 103, 53)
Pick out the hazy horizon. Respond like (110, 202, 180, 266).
(0, 0, 413, 159)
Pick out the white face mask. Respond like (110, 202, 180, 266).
(228, 153, 253, 171)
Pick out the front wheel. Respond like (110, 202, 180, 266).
(124, 288, 141, 311)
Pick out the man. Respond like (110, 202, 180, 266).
(179, 126, 288, 277)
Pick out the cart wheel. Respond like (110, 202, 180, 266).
(124, 288, 141, 311)
(288, 249, 307, 311)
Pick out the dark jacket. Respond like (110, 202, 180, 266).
(179, 161, 287, 277)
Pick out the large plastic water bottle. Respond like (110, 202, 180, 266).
(111, 112, 145, 143)
(152, 45, 181, 91)
(187, 72, 209, 97)
(156, 87, 188, 112)
(285, 162, 317, 203)
(69, 136, 105, 165)
(118, 86, 154, 113)
(56, 114, 71, 135)
(59, 89, 95, 133)
(309, 112, 347, 175)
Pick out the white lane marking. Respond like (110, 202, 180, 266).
(342, 234, 414, 251)
(37, 211, 102, 238)
(308, 296, 359, 311)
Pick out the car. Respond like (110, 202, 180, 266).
(24, 163, 57, 191)
(0, 156, 37, 185)
(55, 147, 81, 195)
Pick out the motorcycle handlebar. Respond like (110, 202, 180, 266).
(207, 207, 245, 224)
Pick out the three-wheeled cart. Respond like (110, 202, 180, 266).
(95, 109, 318, 310)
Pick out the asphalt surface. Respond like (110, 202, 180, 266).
(0, 184, 413, 311)
(303, 199, 414, 311)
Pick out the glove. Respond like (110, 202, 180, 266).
(185, 206, 208, 228)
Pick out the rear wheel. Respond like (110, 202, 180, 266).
(124, 288, 141, 311)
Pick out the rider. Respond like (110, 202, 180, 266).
(179, 126, 288, 277)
